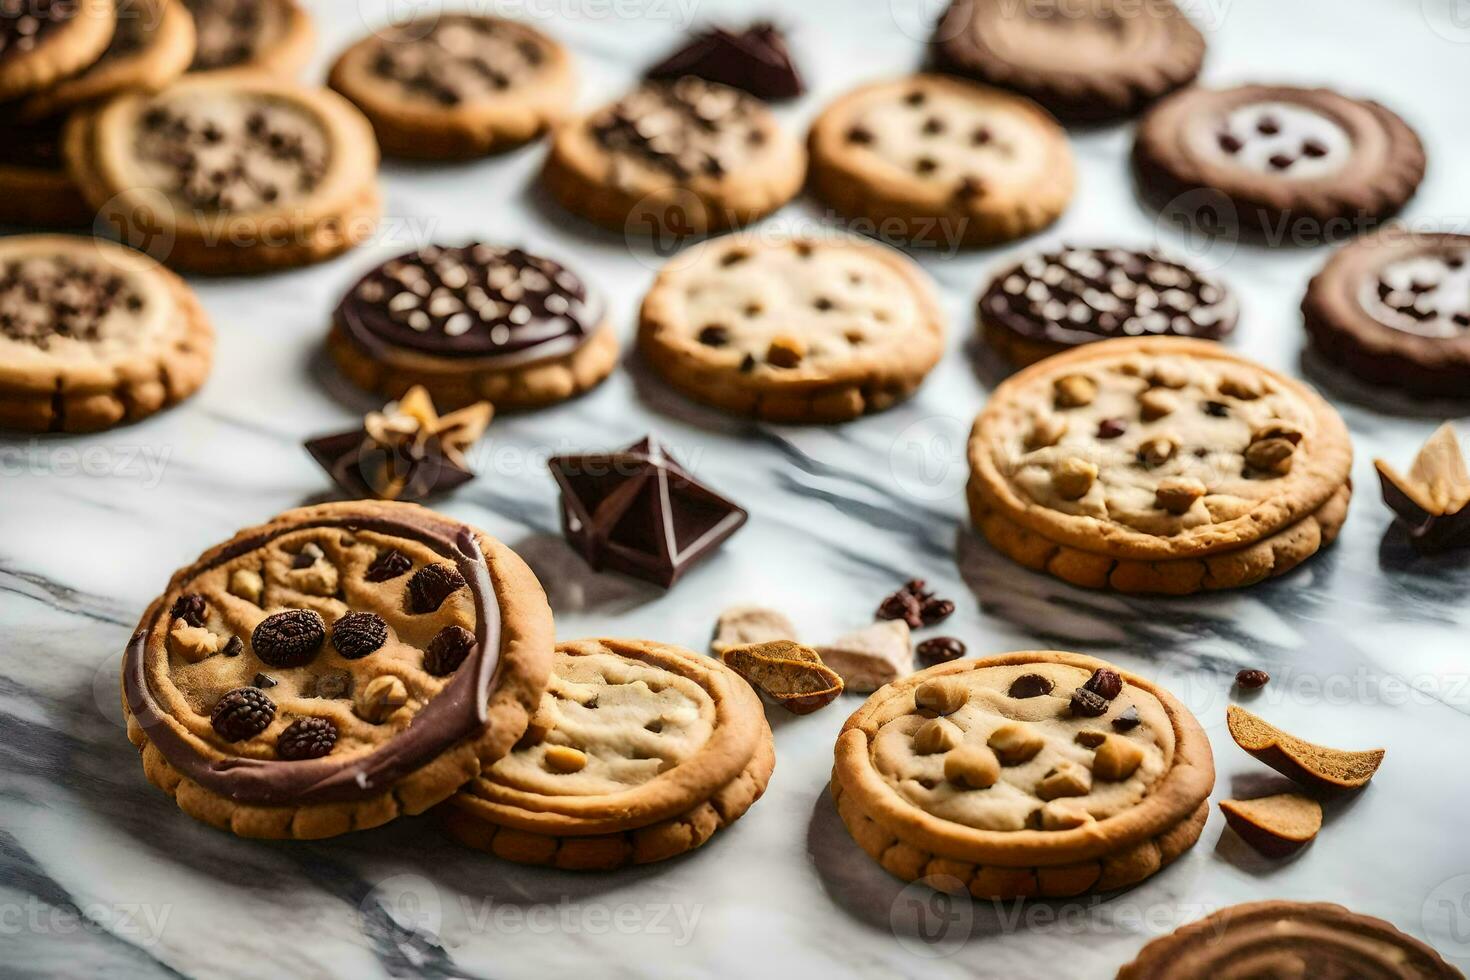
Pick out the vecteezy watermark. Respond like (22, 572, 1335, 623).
(0, 897, 172, 947)
(0, 441, 172, 488)
(1421, 0, 1470, 43)
(460, 897, 703, 944)
(1423, 873, 1470, 959)
(889, 415, 971, 505)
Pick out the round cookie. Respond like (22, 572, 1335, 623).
(0, 235, 213, 432)
(966, 337, 1354, 594)
(64, 74, 381, 274)
(638, 233, 946, 423)
(444, 638, 775, 870)
(328, 243, 618, 411)
(16, 0, 196, 121)
(809, 74, 1074, 248)
(1117, 901, 1461, 979)
(180, 0, 312, 76)
(0, 115, 92, 226)
(1134, 84, 1425, 239)
(328, 14, 575, 160)
(980, 246, 1237, 366)
(932, 0, 1205, 122)
(1303, 231, 1470, 397)
(122, 501, 555, 840)
(0, 0, 116, 100)
(832, 651, 1214, 899)
(542, 76, 805, 236)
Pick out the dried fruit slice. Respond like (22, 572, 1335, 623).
(720, 640, 844, 715)
(1376, 422, 1470, 552)
(1226, 705, 1385, 793)
(1220, 793, 1322, 858)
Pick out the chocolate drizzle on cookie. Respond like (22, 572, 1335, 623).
(371, 15, 546, 106)
(0, 255, 145, 350)
(590, 78, 764, 181)
(0, 0, 75, 58)
(337, 244, 598, 365)
(1366, 249, 1470, 338)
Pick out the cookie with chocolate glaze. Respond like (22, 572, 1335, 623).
(0, 235, 213, 431)
(122, 501, 555, 839)
(981, 246, 1237, 366)
(1303, 231, 1470, 397)
(64, 74, 381, 273)
(328, 243, 618, 411)
(808, 74, 1074, 247)
(1134, 84, 1425, 239)
(180, 0, 312, 76)
(1117, 901, 1460, 979)
(542, 76, 805, 236)
(932, 0, 1205, 122)
(0, 115, 91, 226)
(0, 0, 116, 100)
(329, 14, 575, 160)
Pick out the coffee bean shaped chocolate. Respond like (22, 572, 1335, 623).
(252, 609, 327, 667)
(331, 611, 388, 659)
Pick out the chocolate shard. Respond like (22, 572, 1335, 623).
(1376, 422, 1470, 552)
(646, 22, 804, 101)
(548, 437, 747, 588)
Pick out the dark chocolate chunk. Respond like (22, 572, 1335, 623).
(170, 593, 208, 628)
(1070, 687, 1109, 717)
(223, 636, 244, 657)
(407, 563, 467, 614)
(251, 610, 327, 668)
(365, 549, 413, 582)
(1008, 673, 1054, 699)
(645, 22, 804, 101)
(1111, 705, 1141, 731)
(1097, 418, 1128, 440)
(252, 672, 278, 689)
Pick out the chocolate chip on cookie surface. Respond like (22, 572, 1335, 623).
(981, 246, 1237, 366)
(809, 74, 1074, 247)
(1134, 84, 1425, 239)
(180, 0, 312, 76)
(121, 501, 554, 839)
(329, 14, 575, 159)
(0, 0, 116, 100)
(638, 234, 946, 422)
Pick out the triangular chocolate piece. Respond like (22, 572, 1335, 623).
(646, 22, 804, 101)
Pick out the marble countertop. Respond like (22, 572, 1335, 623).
(5, 0, 1470, 976)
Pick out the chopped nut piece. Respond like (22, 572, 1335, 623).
(943, 745, 1000, 789)
(1053, 457, 1098, 500)
(168, 624, 220, 663)
(1093, 734, 1145, 781)
(287, 561, 340, 597)
(1147, 362, 1189, 389)
(1037, 760, 1092, 800)
(544, 745, 588, 774)
(355, 675, 409, 723)
(1156, 476, 1206, 514)
(1026, 414, 1068, 450)
(1074, 730, 1107, 748)
(1137, 436, 1177, 468)
(720, 640, 844, 715)
(766, 335, 806, 368)
(987, 722, 1044, 765)
(228, 568, 264, 605)
(914, 717, 962, 755)
(1054, 374, 1097, 408)
(1218, 374, 1263, 400)
(1245, 422, 1302, 474)
(1138, 388, 1178, 420)
(1040, 801, 1094, 830)
(915, 678, 968, 716)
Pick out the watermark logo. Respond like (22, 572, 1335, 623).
(1423, 873, 1470, 958)
(1422, 0, 1470, 42)
(890, 875, 974, 957)
(889, 414, 970, 504)
(0, 897, 172, 947)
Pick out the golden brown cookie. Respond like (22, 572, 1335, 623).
(832, 651, 1214, 899)
(64, 74, 381, 273)
(808, 74, 1073, 248)
(542, 76, 805, 236)
(122, 501, 555, 840)
(328, 14, 575, 160)
(0, 235, 213, 432)
(444, 638, 775, 869)
(966, 337, 1354, 593)
(181, 0, 312, 76)
(0, 0, 116, 101)
(638, 233, 946, 422)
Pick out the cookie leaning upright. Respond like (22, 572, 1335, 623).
(967, 337, 1353, 593)
(121, 501, 555, 839)
(832, 651, 1214, 899)
(0, 235, 213, 432)
(329, 14, 576, 159)
(445, 638, 775, 870)
(64, 73, 381, 273)
(638, 233, 946, 422)
(808, 74, 1073, 247)
(0, 0, 116, 101)
(542, 76, 805, 235)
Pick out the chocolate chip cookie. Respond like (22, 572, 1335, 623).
(809, 74, 1074, 247)
(832, 651, 1214, 898)
(329, 14, 575, 160)
(967, 337, 1354, 593)
(1303, 231, 1470, 397)
(1134, 84, 1425, 239)
(64, 73, 381, 273)
(445, 638, 775, 869)
(122, 501, 555, 839)
(328, 243, 618, 410)
(0, 235, 213, 431)
(981, 246, 1237, 366)
(181, 0, 312, 76)
(932, 0, 1205, 122)
(0, 0, 116, 100)
(638, 233, 946, 422)
(1118, 901, 1460, 979)
(542, 76, 805, 235)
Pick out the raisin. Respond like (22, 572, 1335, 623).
(1070, 687, 1109, 717)
(251, 609, 326, 667)
(919, 597, 955, 626)
(697, 324, 730, 347)
(1083, 667, 1123, 701)
(365, 549, 412, 582)
(876, 590, 923, 628)
(903, 578, 932, 599)
(917, 637, 966, 666)
(407, 563, 466, 614)
(1235, 668, 1270, 689)
(424, 625, 476, 676)
(223, 636, 244, 657)
(1096, 418, 1128, 439)
(331, 611, 388, 659)
(277, 717, 338, 760)
(1008, 673, 1054, 699)
(1203, 400, 1230, 418)
(1111, 705, 1141, 731)
(171, 593, 207, 627)
(210, 688, 276, 742)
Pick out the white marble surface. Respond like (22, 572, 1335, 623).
(5, 0, 1470, 976)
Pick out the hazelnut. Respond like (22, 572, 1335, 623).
(1053, 457, 1098, 500)
(544, 744, 588, 774)
(1093, 734, 1145, 781)
(1040, 800, 1094, 830)
(228, 568, 264, 605)
(287, 561, 339, 597)
(1147, 362, 1189, 389)
(1054, 374, 1097, 408)
(1036, 760, 1092, 800)
(1074, 730, 1107, 748)
(914, 717, 963, 755)
(168, 623, 220, 663)
(1156, 476, 1206, 514)
(1245, 437, 1297, 474)
(915, 678, 968, 716)
(943, 745, 1000, 789)
(1138, 388, 1178, 421)
(1025, 414, 1068, 450)
(1253, 420, 1304, 445)
(1219, 374, 1263, 400)
(1137, 436, 1177, 468)
(355, 675, 408, 723)
(987, 722, 1044, 765)
(766, 335, 806, 368)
